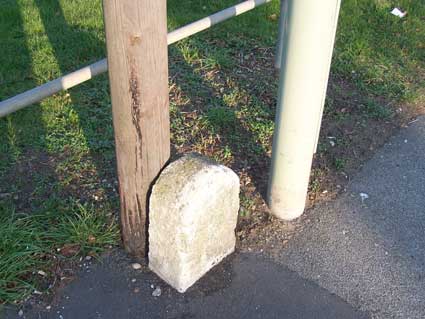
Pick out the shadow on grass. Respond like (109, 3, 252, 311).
(169, 44, 272, 200)
(33, 0, 116, 201)
(0, 0, 58, 213)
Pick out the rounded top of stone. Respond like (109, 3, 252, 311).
(150, 153, 239, 213)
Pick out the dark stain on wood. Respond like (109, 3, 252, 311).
(121, 193, 128, 237)
(129, 58, 144, 165)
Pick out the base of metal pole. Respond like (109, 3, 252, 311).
(267, 0, 341, 220)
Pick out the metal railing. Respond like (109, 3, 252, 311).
(1, 0, 343, 222)
(0, 0, 271, 118)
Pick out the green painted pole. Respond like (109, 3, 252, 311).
(267, 0, 341, 220)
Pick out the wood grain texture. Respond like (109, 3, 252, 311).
(102, 0, 170, 257)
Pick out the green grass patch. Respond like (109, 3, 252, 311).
(0, 200, 118, 304)
(203, 107, 238, 132)
(334, 0, 425, 101)
(363, 100, 393, 119)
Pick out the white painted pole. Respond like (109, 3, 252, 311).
(0, 0, 270, 118)
(168, 0, 271, 44)
(274, 0, 286, 70)
(267, 0, 341, 220)
(0, 60, 106, 118)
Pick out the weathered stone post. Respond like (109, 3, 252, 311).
(149, 154, 240, 292)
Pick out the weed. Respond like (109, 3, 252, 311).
(203, 107, 237, 132)
(334, 158, 347, 171)
(363, 100, 393, 119)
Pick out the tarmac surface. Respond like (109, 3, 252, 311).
(3, 253, 366, 319)
(277, 116, 425, 318)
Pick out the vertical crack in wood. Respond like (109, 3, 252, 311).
(129, 58, 144, 168)
(128, 58, 146, 253)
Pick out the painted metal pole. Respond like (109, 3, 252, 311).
(0, 60, 106, 118)
(274, 0, 286, 70)
(0, 0, 270, 118)
(267, 0, 341, 220)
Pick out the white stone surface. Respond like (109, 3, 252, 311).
(148, 153, 240, 293)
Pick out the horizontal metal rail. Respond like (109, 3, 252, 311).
(0, 0, 270, 118)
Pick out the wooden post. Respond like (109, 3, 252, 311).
(102, 0, 170, 257)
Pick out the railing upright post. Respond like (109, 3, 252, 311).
(102, 0, 170, 257)
(267, 0, 342, 220)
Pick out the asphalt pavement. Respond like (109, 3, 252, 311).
(276, 116, 425, 318)
(3, 253, 366, 319)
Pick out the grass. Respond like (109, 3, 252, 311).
(0, 199, 118, 303)
(1, 0, 425, 304)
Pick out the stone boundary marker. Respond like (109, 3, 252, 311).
(149, 153, 240, 292)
